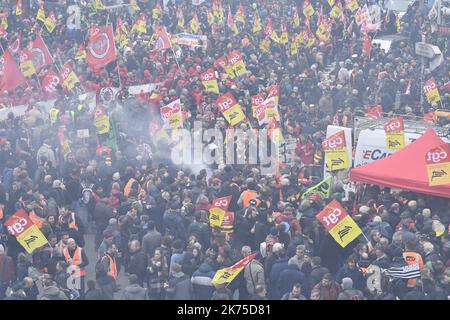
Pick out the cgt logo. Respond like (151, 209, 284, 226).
(228, 52, 241, 65)
(218, 97, 234, 112)
(362, 149, 392, 161)
(385, 120, 402, 132)
(7, 218, 28, 236)
(323, 136, 344, 150)
(426, 150, 448, 163)
(201, 71, 214, 81)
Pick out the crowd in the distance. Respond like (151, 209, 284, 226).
(0, 0, 449, 300)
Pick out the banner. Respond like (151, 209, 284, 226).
(384, 116, 405, 150)
(322, 130, 350, 171)
(316, 200, 362, 248)
(87, 25, 117, 69)
(301, 176, 332, 200)
(200, 68, 219, 94)
(4, 209, 48, 254)
(425, 144, 450, 186)
(423, 78, 441, 106)
(31, 36, 54, 72)
(60, 62, 80, 90)
(173, 33, 207, 49)
(209, 196, 232, 227)
(228, 50, 246, 77)
(160, 99, 183, 129)
(216, 92, 246, 126)
(211, 253, 257, 285)
(0, 49, 27, 91)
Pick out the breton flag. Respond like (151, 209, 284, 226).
(384, 263, 421, 279)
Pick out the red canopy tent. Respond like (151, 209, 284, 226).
(350, 129, 450, 198)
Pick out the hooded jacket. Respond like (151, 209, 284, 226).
(191, 262, 215, 300)
(38, 285, 68, 300)
(123, 284, 147, 300)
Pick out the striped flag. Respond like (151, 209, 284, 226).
(384, 263, 421, 279)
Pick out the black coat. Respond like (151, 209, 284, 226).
(277, 264, 310, 298)
(128, 250, 148, 281)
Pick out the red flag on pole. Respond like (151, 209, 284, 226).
(0, 49, 27, 91)
(87, 25, 117, 69)
(153, 26, 172, 51)
(30, 35, 54, 71)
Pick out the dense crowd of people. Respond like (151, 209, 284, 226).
(0, 0, 449, 301)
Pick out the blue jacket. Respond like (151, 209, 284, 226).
(269, 257, 290, 299)
(335, 266, 365, 291)
(191, 262, 216, 300)
(163, 209, 187, 240)
(277, 264, 310, 298)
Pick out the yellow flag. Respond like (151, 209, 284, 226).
(211, 253, 257, 285)
(207, 10, 215, 26)
(260, 39, 270, 53)
(37, 5, 46, 23)
(44, 11, 57, 33)
(16, 0, 23, 16)
(1, 17, 8, 30)
(190, 13, 200, 33)
(130, 0, 140, 12)
(17, 225, 48, 254)
(290, 40, 298, 56)
(75, 44, 87, 60)
(95, 0, 106, 10)
(253, 14, 261, 33)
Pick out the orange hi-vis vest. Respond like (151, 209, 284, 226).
(68, 212, 78, 231)
(124, 178, 141, 198)
(403, 251, 423, 287)
(29, 211, 45, 229)
(63, 247, 87, 276)
(107, 254, 118, 280)
(242, 190, 258, 208)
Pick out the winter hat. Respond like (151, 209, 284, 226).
(270, 227, 278, 236)
(422, 208, 431, 218)
(359, 206, 370, 215)
(342, 277, 353, 290)
(112, 172, 120, 181)
(408, 200, 417, 208)
(373, 216, 382, 223)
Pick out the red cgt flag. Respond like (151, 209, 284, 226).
(0, 49, 27, 92)
(30, 35, 54, 72)
(87, 24, 117, 69)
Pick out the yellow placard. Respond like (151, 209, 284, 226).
(325, 149, 349, 171)
(202, 79, 219, 94)
(222, 104, 245, 126)
(17, 225, 48, 254)
(209, 207, 226, 227)
(95, 115, 110, 134)
(168, 113, 183, 129)
(280, 32, 289, 44)
(271, 127, 284, 143)
(426, 89, 441, 106)
(386, 132, 405, 150)
(426, 162, 450, 186)
(225, 65, 236, 79)
(20, 60, 36, 78)
(328, 215, 362, 248)
(232, 59, 247, 77)
(62, 72, 80, 90)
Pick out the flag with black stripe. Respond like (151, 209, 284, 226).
(384, 263, 421, 279)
